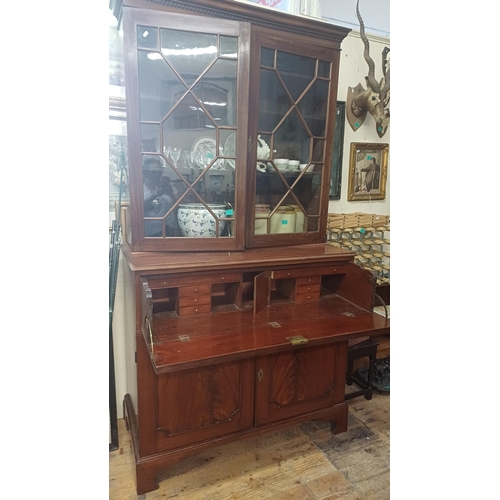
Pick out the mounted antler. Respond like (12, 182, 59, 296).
(346, 0, 390, 138)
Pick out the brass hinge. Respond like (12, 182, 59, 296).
(286, 335, 309, 346)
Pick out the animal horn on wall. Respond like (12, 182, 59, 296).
(346, 0, 390, 138)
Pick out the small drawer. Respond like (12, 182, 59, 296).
(294, 291, 320, 303)
(272, 265, 345, 280)
(178, 284, 211, 298)
(296, 283, 321, 295)
(178, 294, 211, 308)
(296, 276, 321, 286)
(213, 273, 241, 283)
(178, 304, 211, 317)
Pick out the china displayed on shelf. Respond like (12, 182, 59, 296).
(223, 132, 236, 169)
(177, 203, 227, 237)
(256, 135, 270, 171)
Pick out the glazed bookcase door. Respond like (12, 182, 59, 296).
(123, 7, 249, 251)
(246, 30, 340, 248)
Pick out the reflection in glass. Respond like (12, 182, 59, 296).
(137, 26, 158, 49)
(141, 124, 160, 152)
(312, 139, 325, 162)
(161, 29, 217, 87)
(274, 109, 309, 162)
(220, 129, 237, 169)
(142, 157, 178, 237)
(258, 69, 291, 133)
(254, 47, 331, 236)
(260, 47, 275, 67)
(318, 60, 331, 79)
(138, 26, 239, 239)
(220, 36, 238, 57)
(192, 58, 238, 127)
(276, 51, 315, 101)
(298, 79, 329, 137)
(138, 51, 179, 121)
(164, 93, 217, 135)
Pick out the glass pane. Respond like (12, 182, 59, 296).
(191, 59, 238, 127)
(141, 124, 160, 152)
(163, 94, 217, 143)
(160, 29, 217, 87)
(220, 129, 237, 169)
(142, 157, 179, 237)
(254, 48, 330, 236)
(109, 119, 129, 211)
(138, 27, 239, 240)
(220, 36, 238, 57)
(138, 51, 180, 122)
(137, 26, 158, 49)
(260, 47, 275, 67)
(273, 109, 309, 163)
(298, 79, 329, 137)
(318, 60, 330, 79)
(204, 165, 235, 205)
(276, 51, 315, 101)
(312, 139, 325, 162)
(258, 69, 292, 133)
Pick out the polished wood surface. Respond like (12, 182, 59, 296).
(122, 243, 356, 273)
(125, 245, 389, 494)
(148, 296, 389, 373)
(122, 0, 351, 42)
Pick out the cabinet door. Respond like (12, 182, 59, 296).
(255, 342, 347, 426)
(246, 29, 341, 248)
(123, 7, 250, 252)
(155, 358, 255, 452)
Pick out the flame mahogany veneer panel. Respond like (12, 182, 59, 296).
(254, 343, 347, 426)
(155, 357, 255, 452)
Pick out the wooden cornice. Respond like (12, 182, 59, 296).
(113, 0, 350, 43)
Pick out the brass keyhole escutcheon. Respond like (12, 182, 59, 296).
(257, 368, 263, 382)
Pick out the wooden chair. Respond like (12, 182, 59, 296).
(345, 336, 379, 400)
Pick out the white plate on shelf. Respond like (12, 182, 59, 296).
(192, 137, 217, 168)
(223, 132, 236, 169)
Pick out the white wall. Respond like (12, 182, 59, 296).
(329, 30, 390, 216)
(322, 0, 389, 38)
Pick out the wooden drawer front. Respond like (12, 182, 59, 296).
(296, 276, 321, 286)
(296, 283, 321, 296)
(178, 284, 211, 298)
(212, 273, 241, 284)
(178, 304, 211, 317)
(295, 290, 320, 302)
(178, 293, 211, 308)
(147, 273, 241, 289)
(272, 265, 346, 280)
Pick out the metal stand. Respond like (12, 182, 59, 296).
(109, 149, 125, 452)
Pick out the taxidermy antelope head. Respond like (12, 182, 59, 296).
(346, 0, 390, 138)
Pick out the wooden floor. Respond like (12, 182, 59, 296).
(109, 388, 389, 499)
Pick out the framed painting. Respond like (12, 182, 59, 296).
(347, 142, 388, 201)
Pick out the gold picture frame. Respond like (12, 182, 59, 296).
(347, 143, 388, 201)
